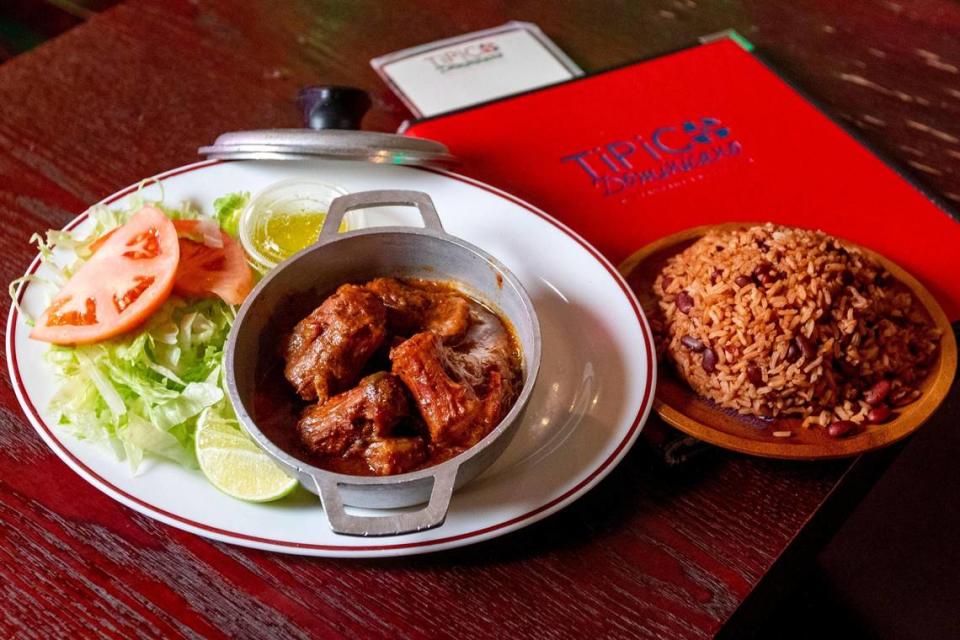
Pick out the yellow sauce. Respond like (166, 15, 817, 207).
(250, 209, 346, 264)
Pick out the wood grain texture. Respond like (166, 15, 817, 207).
(0, 1, 957, 638)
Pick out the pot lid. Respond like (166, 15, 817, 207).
(198, 86, 455, 166)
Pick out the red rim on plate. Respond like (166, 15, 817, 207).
(7, 160, 655, 553)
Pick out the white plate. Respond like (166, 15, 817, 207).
(7, 159, 655, 557)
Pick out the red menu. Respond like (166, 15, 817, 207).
(405, 38, 960, 320)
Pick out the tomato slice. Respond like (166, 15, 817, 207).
(31, 206, 179, 345)
(85, 216, 253, 306)
(171, 220, 253, 305)
(87, 227, 116, 254)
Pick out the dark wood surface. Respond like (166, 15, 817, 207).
(0, 1, 119, 61)
(0, 1, 957, 638)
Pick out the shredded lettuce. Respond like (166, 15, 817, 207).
(213, 192, 249, 238)
(46, 293, 233, 473)
(24, 193, 244, 474)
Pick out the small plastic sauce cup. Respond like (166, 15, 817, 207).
(240, 180, 350, 272)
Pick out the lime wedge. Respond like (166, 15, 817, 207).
(195, 411, 297, 502)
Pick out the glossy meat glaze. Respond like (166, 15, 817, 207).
(273, 278, 522, 476)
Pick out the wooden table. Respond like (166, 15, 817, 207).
(1, 1, 957, 637)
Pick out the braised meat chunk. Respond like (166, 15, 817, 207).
(283, 284, 387, 403)
(475, 369, 511, 436)
(363, 437, 428, 476)
(270, 277, 522, 476)
(297, 371, 409, 452)
(297, 372, 427, 475)
(390, 331, 490, 446)
(366, 278, 470, 342)
(427, 295, 471, 341)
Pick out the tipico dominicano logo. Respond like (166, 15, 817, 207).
(425, 42, 503, 73)
(561, 117, 744, 197)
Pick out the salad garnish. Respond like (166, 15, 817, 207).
(12, 191, 264, 476)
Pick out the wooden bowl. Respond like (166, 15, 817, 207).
(620, 223, 957, 460)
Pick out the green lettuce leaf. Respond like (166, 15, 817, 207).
(213, 192, 249, 238)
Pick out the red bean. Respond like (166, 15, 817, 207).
(710, 268, 722, 284)
(677, 291, 694, 314)
(863, 379, 891, 406)
(747, 364, 763, 386)
(889, 387, 916, 407)
(752, 262, 770, 284)
(702, 348, 718, 373)
(796, 335, 816, 360)
(681, 335, 705, 352)
(752, 261, 781, 286)
(735, 275, 752, 288)
(827, 420, 858, 438)
(785, 341, 801, 364)
(661, 275, 673, 291)
(867, 406, 892, 424)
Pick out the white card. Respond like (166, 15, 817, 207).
(371, 22, 582, 118)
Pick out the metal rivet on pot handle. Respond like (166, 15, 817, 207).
(319, 190, 445, 242)
(314, 466, 457, 536)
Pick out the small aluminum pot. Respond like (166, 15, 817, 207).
(225, 190, 541, 537)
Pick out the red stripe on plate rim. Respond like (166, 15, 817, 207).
(6, 160, 656, 553)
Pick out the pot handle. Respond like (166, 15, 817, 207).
(318, 190, 444, 241)
(314, 466, 457, 536)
